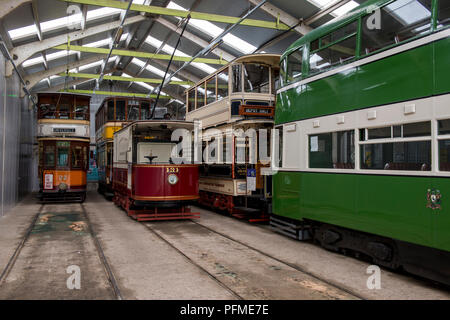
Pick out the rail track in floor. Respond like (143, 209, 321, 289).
(0, 203, 122, 300)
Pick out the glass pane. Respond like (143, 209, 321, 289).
(57, 147, 69, 167)
(309, 130, 355, 169)
(272, 67, 280, 93)
(74, 105, 88, 120)
(438, 119, 450, 135)
(368, 126, 391, 139)
(196, 85, 205, 109)
(439, 139, 450, 171)
(72, 146, 82, 169)
(206, 77, 216, 104)
(403, 121, 431, 137)
(107, 100, 115, 121)
(217, 68, 229, 100)
(361, 0, 432, 55)
(127, 100, 140, 121)
(321, 21, 357, 47)
(59, 104, 70, 119)
(438, 0, 450, 28)
(116, 100, 126, 121)
(140, 102, 151, 120)
(243, 63, 270, 93)
(45, 146, 55, 167)
(286, 49, 303, 82)
(232, 64, 242, 93)
(360, 141, 431, 171)
(310, 36, 356, 74)
(188, 89, 196, 112)
(40, 104, 56, 119)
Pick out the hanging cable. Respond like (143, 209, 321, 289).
(150, 15, 191, 119)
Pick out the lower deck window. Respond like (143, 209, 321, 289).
(439, 139, 450, 171)
(360, 141, 431, 171)
(309, 130, 355, 169)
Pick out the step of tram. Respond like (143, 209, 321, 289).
(270, 216, 311, 241)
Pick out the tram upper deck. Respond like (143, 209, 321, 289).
(185, 54, 280, 128)
(36, 92, 90, 140)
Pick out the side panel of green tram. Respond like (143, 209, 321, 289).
(273, 35, 450, 252)
(273, 172, 450, 251)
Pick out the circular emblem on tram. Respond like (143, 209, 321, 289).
(426, 188, 442, 211)
(168, 174, 179, 185)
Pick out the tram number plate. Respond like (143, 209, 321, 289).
(44, 174, 53, 189)
(166, 167, 179, 173)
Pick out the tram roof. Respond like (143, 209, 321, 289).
(282, 0, 392, 60)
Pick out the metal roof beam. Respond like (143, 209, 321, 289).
(30, 0, 42, 41)
(6, 14, 146, 76)
(0, 0, 31, 19)
(61, 71, 194, 86)
(247, 0, 312, 35)
(62, 89, 173, 99)
(304, 0, 351, 25)
(59, 0, 290, 30)
(53, 44, 228, 65)
(24, 54, 108, 89)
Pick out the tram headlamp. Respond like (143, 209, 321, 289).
(58, 183, 68, 191)
(168, 174, 178, 185)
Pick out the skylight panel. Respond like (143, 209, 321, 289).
(307, 0, 335, 7)
(386, 0, 431, 25)
(331, 1, 359, 17)
(8, 24, 38, 41)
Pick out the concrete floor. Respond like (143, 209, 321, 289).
(0, 187, 449, 300)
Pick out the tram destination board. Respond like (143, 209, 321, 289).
(53, 128, 76, 133)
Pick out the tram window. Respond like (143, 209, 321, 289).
(128, 100, 139, 121)
(44, 146, 55, 167)
(206, 77, 216, 104)
(56, 142, 70, 168)
(40, 104, 56, 119)
(141, 102, 151, 120)
(196, 85, 206, 109)
(438, 119, 450, 135)
(438, 0, 450, 28)
(360, 0, 432, 56)
(72, 146, 83, 169)
(243, 63, 270, 93)
(360, 141, 431, 171)
(74, 105, 88, 120)
(368, 126, 391, 139)
(322, 21, 357, 46)
(116, 100, 126, 121)
(107, 100, 115, 121)
(187, 89, 196, 112)
(309, 35, 356, 75)
(59, 104, 70, 119)
(217, 68, 229, 100)
(232, 64, 242, 93)
(272, 68, 280, 93)
(403, 121, 431, 137)
(286, 49, 303, 82)
(439, 140, 450, 171)
(309, 130, 355, 169)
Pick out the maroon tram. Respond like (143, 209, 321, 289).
(112, 121, 200, 221)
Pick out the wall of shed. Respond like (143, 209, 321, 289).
(0, 54, 36, 216)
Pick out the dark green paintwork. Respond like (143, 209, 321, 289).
(273, 171, 450, 252)
(273, 0, 450, 253)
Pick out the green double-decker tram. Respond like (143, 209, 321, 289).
(272, 0, 450, 285)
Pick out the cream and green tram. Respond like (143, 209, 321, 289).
(185, 54, 280, 221)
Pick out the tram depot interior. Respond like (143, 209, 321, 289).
(0, 0, 449, 301)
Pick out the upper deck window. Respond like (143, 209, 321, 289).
(243, 63, 270, 93)
(217, 68, 229, 100)
(196, 85, 206, 109)
(141, 102, 151, 120)
(309, 21, 357, 75)
(116, 100, 126, 121)
(360, 0, 432, 56)
(286, 48, 303, 83)
(232, 65, 242, 93)
(438, 0, 450, 28)
(206, 76, 217, 104)
(128, 100, 140, 121)
(107, 100, 115, 121)
(187, 89, 195, 112)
